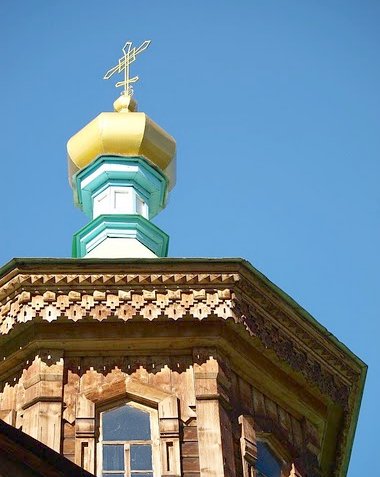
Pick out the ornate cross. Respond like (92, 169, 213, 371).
(104, 40, 151, 97)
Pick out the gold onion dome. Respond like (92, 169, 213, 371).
(67, 93, 176, 190)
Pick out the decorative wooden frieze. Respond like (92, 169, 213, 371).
(0, 269, 358, 375)
(0, 285, 350, 409)
(233, 298, 351, 409)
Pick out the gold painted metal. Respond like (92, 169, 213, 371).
(67, 111, 176, 189)
(104, 40, 151, 97)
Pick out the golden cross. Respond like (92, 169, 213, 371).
(104, 40, 151, 97)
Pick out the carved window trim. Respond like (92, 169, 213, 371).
(75, 376, 182, 477)
(239, 415, 257, 477)
(239, 415, 295, 477)
(96, 400, 160, 477)
(255, 434, 293, 477)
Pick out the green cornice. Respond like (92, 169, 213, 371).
(72, 214, 169, 258)
(73, 155, 168, 219)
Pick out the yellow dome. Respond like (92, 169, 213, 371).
(67, 101, 176, 190)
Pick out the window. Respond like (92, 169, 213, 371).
(256, 441, 282, 477)
(93, 186, 149, 219)
(99, 403, 157, 477)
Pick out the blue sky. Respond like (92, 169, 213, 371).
(0, 1, 379, 474)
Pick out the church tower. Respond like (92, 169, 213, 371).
(0, 41, 366, 477)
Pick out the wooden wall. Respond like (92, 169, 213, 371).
(0, 348, 320, 477)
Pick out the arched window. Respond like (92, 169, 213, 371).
(256, 441, 282, 477)
(98, 402, 158, 477)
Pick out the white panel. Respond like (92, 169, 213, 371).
(85, 238, 157, 258)
(93, 186, 139, 218)
(136, 195, 149, 218)
(93, 190, 111, 218)
(113, 189, 133, 213)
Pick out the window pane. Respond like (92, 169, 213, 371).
(130, 444, 152, 470)
(131, 474, 153, 477)
(256, 442, 281, 477)
(103, 404, 151, 441)
(103, 474, 124, 477)
(103, 444, 124, 470)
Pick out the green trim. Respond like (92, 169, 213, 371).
(72, 214, 169, 258)
(73, 156, 168, 219)
(341, 362, 367, 477)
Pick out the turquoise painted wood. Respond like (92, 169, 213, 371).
(72, 156, 168, 219)
(72, 214, 169, 258)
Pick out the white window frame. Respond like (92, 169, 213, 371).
(97, 401, 161, 477)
